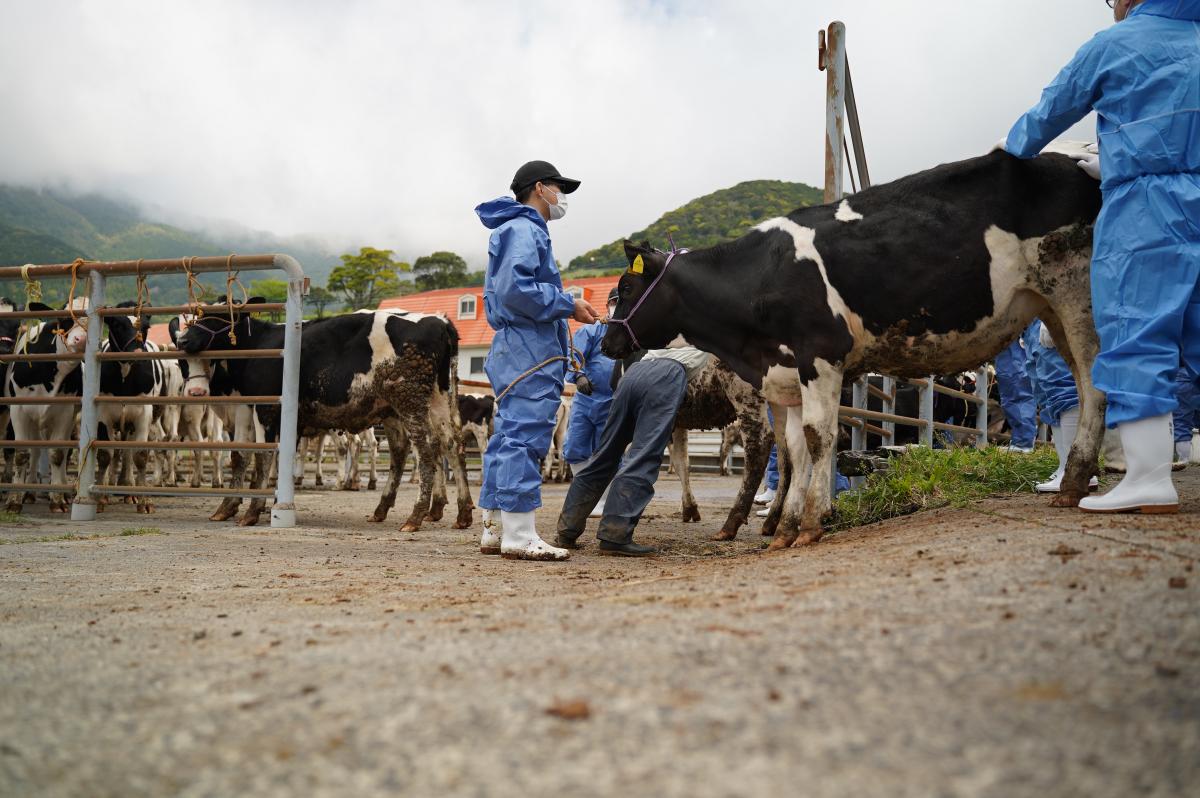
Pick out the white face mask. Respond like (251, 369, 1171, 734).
(541, 185, 568, 220)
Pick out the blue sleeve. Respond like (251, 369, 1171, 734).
(566, 324, 591, 384)
(1006, 34, 1106, 158)
(491, 226, 577, 323)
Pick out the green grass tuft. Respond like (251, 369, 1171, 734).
(119, 527, 162, 536)
(0, 510, 31, 526)
(828, 446, 1062, 532)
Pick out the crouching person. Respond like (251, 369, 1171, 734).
(555, 345, 710, 557)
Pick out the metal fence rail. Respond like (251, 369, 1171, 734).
(0, 254, 305, 527)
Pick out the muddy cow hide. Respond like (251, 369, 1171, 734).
(603, 149, 1104, 549)
(176, 300, 472, 532)
(669, 356, 772, 541)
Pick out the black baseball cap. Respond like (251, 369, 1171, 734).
(510, 160, 581, 195)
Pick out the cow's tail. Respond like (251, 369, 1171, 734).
(439, 318, 459, 395)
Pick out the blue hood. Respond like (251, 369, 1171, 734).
(1134, 0, 1200, 20)
(475, 197, 547, 231)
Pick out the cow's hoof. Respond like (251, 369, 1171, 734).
(367, 480, 377, 491)
(427, 503, 446, 522)
(344, 483, 360, 492)
(454, 509, 473, 530)
(209, 510, 235, 522)
(712, 529, 737, 542)
(4, 503, 21, 514)
(138, 502, 155, 515)
(23, 492, 35, 504)
(123, 495, 136, 504)
(682, 507, 701, 524)
(49, 502, 69, 514)
(237, 514, 260, 527)
(791, 531, 823, 547)
(399, 522, 420, 534)
(1050, 491, 1084, 508)
(766, 536, 793, 552)
(369, 509, 388, 523)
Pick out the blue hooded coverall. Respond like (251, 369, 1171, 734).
(994, 333, 1039, 448)
(562, 321, 616, 464)
(1023, 320, 1080, 428)
(475, 197, 576, 512)
(1006, 0, 1200, 428)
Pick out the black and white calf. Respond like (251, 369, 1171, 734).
(0, 297, 22, 485)
(96, 310, 165, 512)
(603, 150, 1104, 548)
(176, 302, 472, 531)
(4, 300, 88, 512)
(457, 393, 494, 455)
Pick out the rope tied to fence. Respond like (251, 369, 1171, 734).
(183, 256, 209, 319)
(54, 259, 92, 345)
(223, 254, 249, 345)
(18, 264, 44, 353)
(132, 259, 148, 343)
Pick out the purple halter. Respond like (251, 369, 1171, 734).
(608, 248, 682, 353)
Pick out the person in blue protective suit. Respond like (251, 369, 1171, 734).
(1174, 363, 1200, 461)
(1025, 321, 1100, 493)
(994, 333, 1038, 452)
(562, 287, 619, 515)
(474, 160, 599, 560)
(1003, 0, 1200, 514)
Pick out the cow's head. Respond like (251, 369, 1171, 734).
(103, 312, 149, 354)
(175, 298, 260, 354)
(170, 312, 213, 396)
(0, 297, 20, 356)
(601, 241, 681, 359)
(61, 298, 90, 353)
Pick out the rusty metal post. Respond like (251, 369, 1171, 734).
(822, 21, 847, 205)
(71, 270, 104, 522)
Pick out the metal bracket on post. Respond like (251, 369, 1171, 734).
(71, 270, 104, 522)
(270, 254, 305, 529)
(918, 375, 935, 448)
(975, 367, 990, 449)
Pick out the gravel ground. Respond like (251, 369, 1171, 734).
(0, 468, 1197, 798)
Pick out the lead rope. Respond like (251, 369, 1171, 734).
(133, 259, 147, 343)
(494, 345, 588, 404)
(18, 264, 43, 353)
(223, 254, 248, 345)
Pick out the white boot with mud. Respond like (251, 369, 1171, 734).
(1080, 413, 1178, 514)
(500, 510, 569, 561)
(1036, 408, 1098, 493)
(479, 508, 502, 555)
(754, 486, 776, 505)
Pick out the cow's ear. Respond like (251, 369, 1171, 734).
(28, 301, 52, 313)
(246, 296, 266, 304)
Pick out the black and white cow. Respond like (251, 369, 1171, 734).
(603, 149, 1104, 549)
(0, 297, 22, 485)
(457, 393, 494, 455)
(669, 356, 773, 540)
(4, 299, 89, 512)
(176, 301, 472, 531)
(96, 311, 165, 512)
(168, 314, 235, 490)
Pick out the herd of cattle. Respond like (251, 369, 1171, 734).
(3, 151, 1096, 546)
(1, 292, 1007, 539)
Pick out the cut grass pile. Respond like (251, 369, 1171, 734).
(0, 527, 163, 545)
(828, 446, 1062, 532)
(0, 510, 31, 526)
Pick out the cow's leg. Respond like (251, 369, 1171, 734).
(366, 430, 379, 491)
(760, 403, 790, 538)
(1041, 309, 1106, 507)
(716, 409, 771, 541)
(47, 409, 77, 513)
(673, 427, 701, 523)
(768, 405, 814, 551)
(5, 410, 36, 512)
(791, 367, 845, 547)
(130, 409, 155, 514)
(371, 419, 407, 522)
(398, 410, 438, 533)
(211, 406, 251, 522)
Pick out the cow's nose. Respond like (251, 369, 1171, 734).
(187, 386, 209, 397)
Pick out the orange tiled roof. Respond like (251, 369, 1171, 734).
(378, 275, 620, 348)
(146, 322, 172, 348)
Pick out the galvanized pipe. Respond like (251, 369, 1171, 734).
(918, 376, 935, 447)
(270, 253, 304, 528)
(975, 368, 990, 450)
(71, 270, 104, 521)
(881, 376, 896, 446)
(0, 349, 283, 364)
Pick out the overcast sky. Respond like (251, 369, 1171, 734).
(0, 0, 1103, 268)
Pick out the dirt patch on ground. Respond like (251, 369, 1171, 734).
(1, 470, 1197, 797)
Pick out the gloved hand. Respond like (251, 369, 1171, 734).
(992, 137, 1008, 153)
(1077, 153, 1101, 180)
(1039, 323, 1058, 350)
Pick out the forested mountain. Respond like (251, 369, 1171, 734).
(0, 185, 339, 306)
(566, 179, 823, 273)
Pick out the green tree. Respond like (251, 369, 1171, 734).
(249, 278, 289, 321)
(305, 284, 338, 318)
(412, 251, 468, 291)
(328, 247, 409, 309)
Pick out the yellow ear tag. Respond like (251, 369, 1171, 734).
(630, 254, 644, 275)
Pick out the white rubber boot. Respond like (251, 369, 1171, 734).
(500, 510, 569, 561)
(1176, 439, 1192, 464)
(588, 488, 609, 518)
(1035, 408, 1098, 493)
(479, 508, 501, 555)
(1080, 413, 1178, 514)
(754, 486, 776, 505)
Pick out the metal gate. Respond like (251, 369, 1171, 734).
(0, 254, 305, 527)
